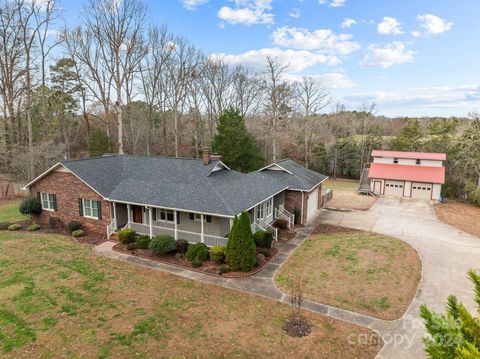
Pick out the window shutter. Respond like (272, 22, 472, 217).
(52, 194, 57, 211)
(151, 208, 156, 220)
(177, 212, 180, 224)
(189, 213, 194, 220)
(37, 192, 41, 202)
(78, 198, 83, 216)
(206, 215, 212, 223)
(97, 201, 102, 219)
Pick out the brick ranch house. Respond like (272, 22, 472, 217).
(24, 150, 329, 246)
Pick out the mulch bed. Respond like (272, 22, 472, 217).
(113, 242, 279, 278)
(10, 220, 106, 245)
(276, 228, 297, 242)
(282, 314, 313, 337)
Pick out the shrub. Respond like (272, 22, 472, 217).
(186, 243, 209, 266)
(72, 229, 85, 237)
(135, 235, 151, 249)
(27, 223, 41, 231)
(274, 218, 288, 230)
(8, 224, 22, 231)
(210, 245, 226, 264)
(257, 247, 271, 257)
(19, 197, 42, 217)
(176, 239, 190, 253)
(67, 220, 82, 233)
(294, 207, 301, 225)
(48, 216, 60, 228)
(0, 222, 12, 230)
(254, 230, 273, 249)
(225, 212, 256, 272)
(149, 235, 176, 254)
(220, 264, 231, 274)
(127, 242, 137, 251)
(118, 228, 136, 244)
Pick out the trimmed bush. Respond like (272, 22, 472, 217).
(254, 230, 273, 249)
(186, 243, 209, 266)
(118, 228, 136, 244)
(72, 229, 85, 238)
(225, 212, 256, 272)
(274, 218, 288, 230)
(67, 220, 82, 233)
(294, 207, 301, 225)
(149, 235, 176, 254)
(127, 242, 137, 251)
(257, 247, 271, 257)
(19, 197, 42, 217)
(135, 235, 151, 249)
(210, 245, 226, 264)
(27, 223, 41, 231)
(0, 222, 12, 230)
(176, 239, 190, 253)
(8, 224, 22, 231)
(220, 264, 231, 274)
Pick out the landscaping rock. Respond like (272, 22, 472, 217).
(256, 253, 266, 266)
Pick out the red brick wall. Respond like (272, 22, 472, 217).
(30, 170, 111, 236)
(284, 184, 322, 225)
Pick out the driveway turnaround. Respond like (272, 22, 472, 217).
(321, 197, 480, 358)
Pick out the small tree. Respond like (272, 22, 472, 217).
(89, 128, 111, 157)
(212, 108, 263, 172)
(19, 197, 42, 218)
(420, 270, 480, 358)
(225, 211, 256, 272)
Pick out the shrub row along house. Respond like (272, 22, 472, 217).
(24, 149, 328, 246)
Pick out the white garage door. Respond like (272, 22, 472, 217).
(384, 180, 404, 197)
(307, 188, 319, 221)
(412, 182, 432, 200)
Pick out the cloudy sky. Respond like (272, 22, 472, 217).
(64, 0, 480, 117)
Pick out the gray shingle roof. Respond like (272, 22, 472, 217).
(59, 155, 326, 217)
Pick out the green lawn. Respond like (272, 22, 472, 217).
(276, 226, 421, 320)
(0, 231, 382, 358)
(0, 200, 26, 223)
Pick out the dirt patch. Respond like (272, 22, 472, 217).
(282, 314, 312, 337)
(276, 226, 421, 320)
(324, 179, 377, 211)
(435, 200, 480, 239)
(113, 242, 279, 278)
(277, 228, 297, 242)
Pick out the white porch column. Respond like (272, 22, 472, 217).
(174, 210, 178, 240)
(149, 207, 153, 238)
(112, 202, 117, 221)
(201, 214, 204, 243)
(127, 203, 131, 228)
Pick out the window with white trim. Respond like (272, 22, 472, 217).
(83, 199, 99, 219)
(156, 208, 174, 223)
(41, 192, 56, 211)
(256, 197, 273, 220)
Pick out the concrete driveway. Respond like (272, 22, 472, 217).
(320, 197, 480, 358)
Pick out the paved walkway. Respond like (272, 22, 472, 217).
(320, 197, 480, 358)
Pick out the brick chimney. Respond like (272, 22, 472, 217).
(203, 147, 210, 165)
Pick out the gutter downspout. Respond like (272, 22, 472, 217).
(300, 191, 304, 225)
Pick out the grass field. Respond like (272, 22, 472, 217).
(435, 200, 480, 239)
(0, 199, 26, 223)
(275, 226, 421, 320)
(0, 231, 382, 358)
(323, 179, 377, 211)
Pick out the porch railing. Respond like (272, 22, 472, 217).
(320, 189, 333, 207)
(252, 219, 278, 241)
(274, 207, 294, 229)
(106, 219, 117, 238)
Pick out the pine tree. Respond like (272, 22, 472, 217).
(392, 119, 423, 151)
(420, 270, 480, 358)
(225, 211, 256, 272)
(212, 108, 263, 172)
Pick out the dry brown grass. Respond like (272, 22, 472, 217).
(324, 179, 377, 211)
(435, 200, 480, 239)
(0, 231, 383, 358)
(276, 226, 421, 320)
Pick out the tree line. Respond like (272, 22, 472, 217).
(0, 0, 478, 203)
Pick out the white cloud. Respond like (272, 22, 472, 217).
(360, 41, 414, 68)
(417, 14, 453, 35)
(341, 18, 357, 29)
(218, 0, 274, 25)
(272, 26, 360, 55)
(377, 17, 403, 35)
(411, 30, 421, 38)
(289, 8, 300, 18)
(318, 0, 327, 4)
(210, 47, 340, 73)
(330, 0, 346, 7)
(181, 0, 209, 10)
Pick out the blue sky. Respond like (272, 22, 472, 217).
(61, 0, 480, 117)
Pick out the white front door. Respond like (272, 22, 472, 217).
(411, 182, 432, 200)
(384, 180, 404, 197)
(307, 188, 319, 221)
